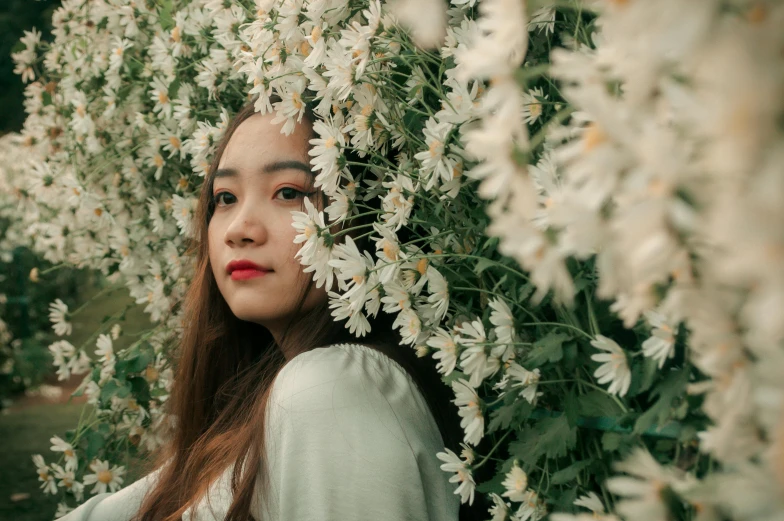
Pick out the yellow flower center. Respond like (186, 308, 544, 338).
(583, 123, 607, 152)
(97, 470, 113, 484)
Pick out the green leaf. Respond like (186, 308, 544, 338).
(601, 432, 623, 451)
(577, 390, 624, 417)
(84, 430, 105, 461)
(488, 400, 532, 433)
(537, 416, 577, 459)
(474, 258, 495, 275)
(509, 415, 577, 466)
(634, 368, 689, 435)
(99, 379, 120, 402)
(525, 331, 570, 367)
(550, 459, 591, 485)
(564, 390, 579, 428)
(158, 0, 175, 31)
(115, 348, 153, 376)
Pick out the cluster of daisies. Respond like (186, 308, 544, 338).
(5, 0, 784, 519)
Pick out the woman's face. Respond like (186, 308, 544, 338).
(208, 112, 328, 341)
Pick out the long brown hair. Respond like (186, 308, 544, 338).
(136, 98, 484, 520)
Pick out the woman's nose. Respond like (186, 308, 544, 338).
(224, 205, 268, 246)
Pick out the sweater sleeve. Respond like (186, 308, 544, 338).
(54, 465, 164, 521)
(258, 343, 460, 521)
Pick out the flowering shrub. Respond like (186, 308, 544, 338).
(9, 0, 784, 520)
(0, 132, 93, 408)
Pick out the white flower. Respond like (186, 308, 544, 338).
(52, 463, 84, 502)
(456, 319, 504, 387)
(488, 297, 516, 358)
(309, 118, 346, 196)
(50, 435, 78, 472)
(110, 323, 122, 340)
(427, 327, 459, 376)
(641, 310, 677, 369)
(507, 362, 541, 404)
(606, 448, 681, 521)
(82, 460, 126, 495)
(573, 491, 605, 514)
(426, 266, 450, 323)
(522, 87, 547, 125)
(452, 378, 484, 445)
(415, 117, 457, 190)
(328, 235, 373, 301)
(48, 340, 76, 381)
(171, 194, 197, 237)
(590, 334, 631, 397)
(392, 307, 422, 346)
(436, 447, 476, 505)
(489, 493, 512, 521)
(502, 462, 529, 502)
(95, 334, 115, 365)
(48, 299, 72, 336)
(328, 291, 371, 337)
(512, 490, 547, 521)
(292, 197, 326, 267)
(55, 503, 74, 517)
(381, 173, 417, 231)
(33, 454, 57, 495)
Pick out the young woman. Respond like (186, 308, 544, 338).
(57, 99, 484, 521)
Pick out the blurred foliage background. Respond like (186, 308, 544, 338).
(0, 3, 150, 520)
(0, 0, 61, 134)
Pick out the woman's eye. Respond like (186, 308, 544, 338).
(213, 192, 236, 207)
(275, 187, 310, 201)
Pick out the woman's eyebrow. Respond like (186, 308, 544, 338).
(214, 160, 313, 179)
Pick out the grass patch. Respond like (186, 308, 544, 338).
(0, 402, 85, 521)
(0, 278, 154, 520)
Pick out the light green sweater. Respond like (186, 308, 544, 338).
(56, 343, 461, 521)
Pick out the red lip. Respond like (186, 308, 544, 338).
(226, 260, 273, 274)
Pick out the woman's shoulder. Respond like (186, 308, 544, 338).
(268, 342, 436, 438)
(270, 342, 416, 400)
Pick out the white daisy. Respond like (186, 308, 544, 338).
(309, 118, 346, 196)
(502, 462, 529, 502)
(415, 117, 457, 190)
(512, 490, 547, 521)
(522, 87, 547, 125)
(329, 235, 373, 299)
(392, 306, 422, 346)
(33, 454, 57, 495)
(426, 266, 450, 323)
(436, 447, 476, 505)
(291, 197, 328, 266)
(381, 173, 417, 231)
(489, 493, 512, 521)
(641, 310, 677, 369)
(427, 327, 459, 376)
(82, 459, 126, 495)
(456, 319, 502, 387)
(507, 362, 541, 404)
(328, 291, 371, 337)
(380, 280, 411, 314)
(50, 435, 78, 472)
(95, 334, 115, 365)
(52, 463, 84, 502)
(573, 491, 605, 513)
(590, 334, 631, 397)
(488, 297, 516, 359)
(452, 378, 485, 445)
